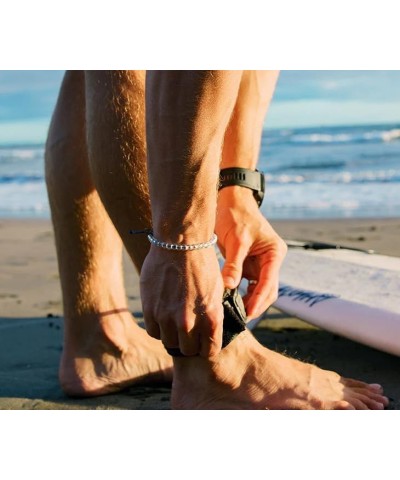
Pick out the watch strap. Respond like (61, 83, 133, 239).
(219, 167, 265, 206)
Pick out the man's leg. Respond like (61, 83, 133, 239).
(84, 71, 153, 265)
(45, 71, 172, 397)
(139, 70, 387, 410)
(71, 69, 387, 409)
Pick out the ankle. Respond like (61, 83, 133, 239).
(173, 330, 259, 387)
(63, 308, 135, 355)
(97, 310, 135, 353)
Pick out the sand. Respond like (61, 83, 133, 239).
(0, 217, 399, 409)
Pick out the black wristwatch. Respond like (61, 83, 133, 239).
(219, 167, 265, 207)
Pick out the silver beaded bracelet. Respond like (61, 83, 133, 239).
(147, 232, 218, 251)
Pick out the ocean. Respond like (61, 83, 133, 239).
(0, 123, 400, 219)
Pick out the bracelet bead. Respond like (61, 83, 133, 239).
(147, 233, 217, 251)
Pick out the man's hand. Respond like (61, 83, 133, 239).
(140, 246, 224, 357)
(216, 186, 287, 320)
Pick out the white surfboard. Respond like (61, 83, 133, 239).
(236, 247, 400, 357)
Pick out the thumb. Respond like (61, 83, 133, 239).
(222, 240, 248, 289)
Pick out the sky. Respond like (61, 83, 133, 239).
(1, 70, 400, 145)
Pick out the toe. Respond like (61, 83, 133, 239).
(342, 377, 372, 389)
(333, 400, 356, 410)
(350, 393, 385, 410)
(368, 383, 384, 394)
(343, 378, 386, 396)
(362, 391, 389, 407)
(351, 388, 389, 406)
(347, 398, 369, 410)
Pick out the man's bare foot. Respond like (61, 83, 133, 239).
(60, 311, 173, 397)
(171, 331, 388, 409)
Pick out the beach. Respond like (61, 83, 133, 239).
(0, 217, 399, 410)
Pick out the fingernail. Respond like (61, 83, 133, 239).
(225, 276, 236, 288)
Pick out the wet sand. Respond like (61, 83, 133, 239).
(0, 217, 399, 409)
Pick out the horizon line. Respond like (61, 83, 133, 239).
(1, 120, 400, 148)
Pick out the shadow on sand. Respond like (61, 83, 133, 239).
(0, 316, 399, 409)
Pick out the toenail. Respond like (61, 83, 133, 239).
(369, 383, 382, 390)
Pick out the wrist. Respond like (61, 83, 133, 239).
(148, 231, 217, 251)
(218, 185, 257, 207)
(152, 215, 216, 245)
(151, 170, 218, 244)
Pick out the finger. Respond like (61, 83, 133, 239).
(245, 279, 258, 297)
(199, 305, 224, 358)
(245, 261, 281, 319)
(244, 267, 278, 316)
(242, 280, 257, 309)
(245, 280, 279, 320)
(222, 239, 249, 289)
(246, 247, 286, 318)
(159, 321, 179, 349)
(144, 313, 161, 339)
(178, 327, 200, 356)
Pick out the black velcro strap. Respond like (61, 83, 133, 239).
(221, 287, 247, 347)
